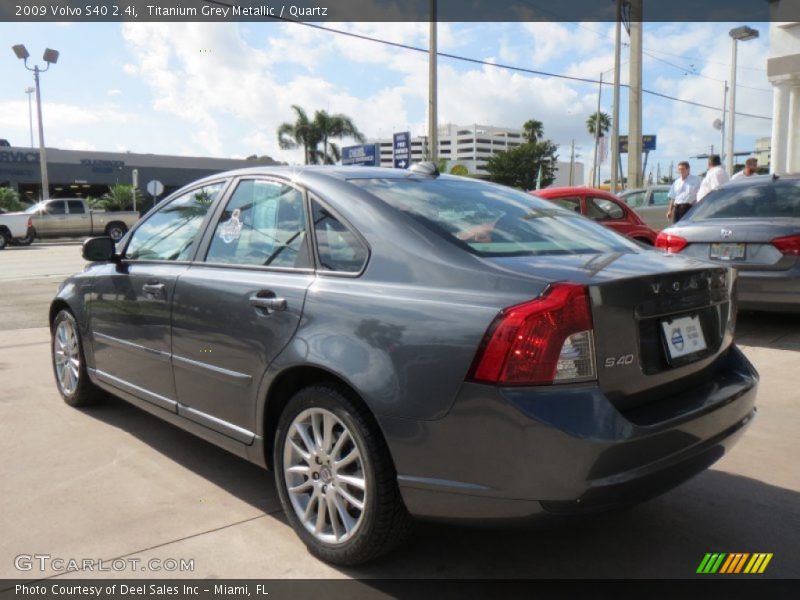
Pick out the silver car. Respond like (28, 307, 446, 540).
(656, 175, 800, 312)
(619, 185, 672, 231)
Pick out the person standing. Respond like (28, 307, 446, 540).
(697, 154, 729, 202)
(731, 157, 758, 180)
(666, 161, 702, 223)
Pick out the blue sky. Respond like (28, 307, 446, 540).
(0, 20, 773, 181)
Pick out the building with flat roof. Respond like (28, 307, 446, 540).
(369, 124, 583, 187)
(0, 146, 279, 201)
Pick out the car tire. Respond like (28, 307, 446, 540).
(105, 223, 128, 242)
(51, 310, 106, 407)
(0, 234, 7, 250)
(14, 227, 35, 246)
(274, 385, 414, 566)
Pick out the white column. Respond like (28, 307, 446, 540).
(771, 83, 790, 175)
(787, 84, 800, 174)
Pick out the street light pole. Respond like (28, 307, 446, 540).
(25, 86, 35, 147)
(12, 44, 59, 201)
(428, 0, 438, 163)
(726, 26, 759, 176)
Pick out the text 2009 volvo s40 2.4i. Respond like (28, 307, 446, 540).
(50, 163, 758, 565)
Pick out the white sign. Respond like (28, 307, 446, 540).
(147, 179, 164, 196)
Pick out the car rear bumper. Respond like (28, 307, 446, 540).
(383, 344, 758, 520)
(736, 268, 800, 313)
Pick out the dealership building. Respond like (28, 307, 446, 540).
(0, 145, 279, 202)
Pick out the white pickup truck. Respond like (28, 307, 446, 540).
(0, 210, 33, 250)
(23, 198, 140, 242)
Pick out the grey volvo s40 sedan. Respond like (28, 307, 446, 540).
(50, 164, 758, 565)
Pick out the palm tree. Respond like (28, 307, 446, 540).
(522, 119, 544, 144)
(312, 110, 365, 165)
(586, 112, 611, 138)
(277, 105, 320, 165)
(100, 184, 142, 211)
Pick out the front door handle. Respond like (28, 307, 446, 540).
(142, 282, 166, 298)
(249, 293, 287, 313)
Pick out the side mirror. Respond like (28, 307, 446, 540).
(82, 237, 117, 262)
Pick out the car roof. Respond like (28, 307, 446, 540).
(189, 165, 421, 187)
(722, 174, 800, 188)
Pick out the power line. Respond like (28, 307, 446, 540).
(641, 50, 772, 92)
(200, 1, 772, 120)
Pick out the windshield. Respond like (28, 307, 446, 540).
(350, 176, 639, 257)
(688, 181, 800, 220)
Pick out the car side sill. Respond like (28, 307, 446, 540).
(89, 370, 254, 461)
(92, 368, 177, 412)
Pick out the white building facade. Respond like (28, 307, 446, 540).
(368, 123, 583, 187)
(767, 12, 800, 174)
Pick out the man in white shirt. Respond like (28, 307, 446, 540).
(697, 154, 729, 202)
(731, 157, 758, 181)
(666, 161, 702, 223)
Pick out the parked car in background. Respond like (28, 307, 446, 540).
(0, 210, 32, 250)
(534, 187, 658, 245)
(619, 185, 672, 231)
(51, 165, 757, 566)
(24, 198, 139, 242)
(656, 175, 800, 313)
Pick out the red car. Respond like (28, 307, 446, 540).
(532, 187, 658, 245)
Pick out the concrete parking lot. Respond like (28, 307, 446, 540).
(1, 243, 798, 580)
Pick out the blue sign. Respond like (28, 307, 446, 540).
(342, 144, 378, 167)
(393, 131, 411, 169)
(619, 135, 657, 153)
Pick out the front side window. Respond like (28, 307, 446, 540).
(205, 179, 310, 269)
(352, 177, 637, 257)
(651, 191, 670, 206)
(125, 182, 223, 261)
(311, 199, 368, 273)
(46, 201, 66, 215)
(622, 192, 645, 208)
(688, 182, 800, 220)
(551, 197, 582, 213)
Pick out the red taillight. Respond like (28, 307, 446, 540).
(655, 232, 688, 253)
(772, 234, 800, 256)
(469, 283, 595, 386)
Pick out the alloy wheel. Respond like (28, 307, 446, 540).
(283, 407, 367, 545)
(54, 318, 80, 396)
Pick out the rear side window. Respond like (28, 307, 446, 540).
(587, 197, 624, 220)
(622, 191, 645, 208)
(205, 179, 311, 269)
(311, 199, 368, 273)
(689, 182, 800, 220)
(350, 177, 637, 257)
(67, 200, 85, 214)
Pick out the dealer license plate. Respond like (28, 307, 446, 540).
(661, 315, 707, 360)
(710, 242, 745, 261)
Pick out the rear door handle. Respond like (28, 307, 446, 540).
(142, 282, 166, 298)
(249, 293, 287, 313)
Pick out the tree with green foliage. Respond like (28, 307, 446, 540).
(485, 122, 559, 190)
(0, 187, 25, 212)
(312, 110, 365, 165)
(98, 184, 143, 211)
(449, 164, 469, 176)
(586, 112, 611, 138)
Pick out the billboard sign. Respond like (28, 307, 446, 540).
(342, 144, 379, 167)
(619, 135, 657, 153)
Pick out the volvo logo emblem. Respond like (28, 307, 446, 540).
(672, 281, 681, 292)
(720, 228, 733, 239)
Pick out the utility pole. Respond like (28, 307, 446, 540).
(721, 81, 728, 166)
(569, 139, 575, 186)
(627, 0, 643, 189)
(611, 0, 622, 193)
(593, 73, 603, 188)
(428, 0, 438, 163)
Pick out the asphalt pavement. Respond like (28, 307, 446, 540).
(0, 243, 798, 580)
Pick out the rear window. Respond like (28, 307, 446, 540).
(688, 181, 800, 220)
(350, 177, 638, 257)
